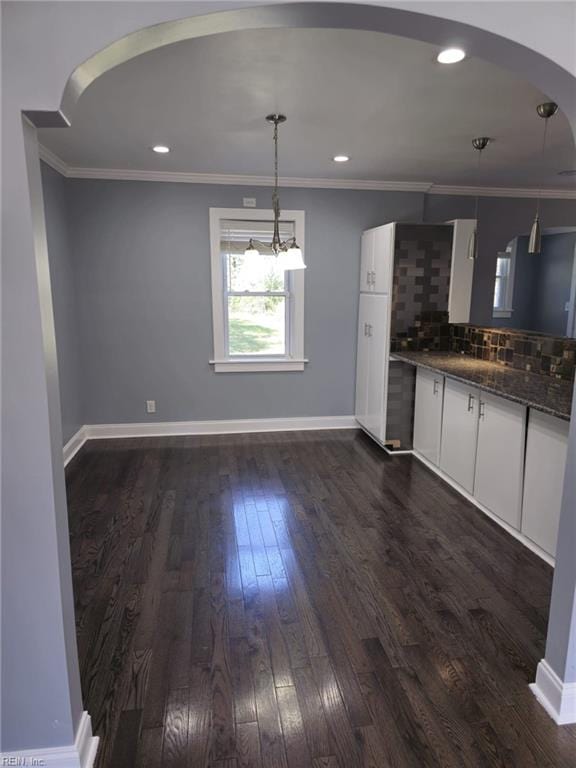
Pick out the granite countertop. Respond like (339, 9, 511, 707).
(391, 351, 573, 420)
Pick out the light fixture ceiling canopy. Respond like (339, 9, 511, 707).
(244, 114, 306, 270)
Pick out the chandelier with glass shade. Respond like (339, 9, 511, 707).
(244, 114, 306, 270)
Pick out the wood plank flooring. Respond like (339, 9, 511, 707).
(66, 430, 576, 768)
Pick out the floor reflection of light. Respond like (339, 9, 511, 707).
(231, 494, 292, 592)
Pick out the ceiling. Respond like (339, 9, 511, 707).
(39, 27, 576, 190)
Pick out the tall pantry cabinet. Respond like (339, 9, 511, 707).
(355, 220, 473, 449)
(354, 225, 394, 443)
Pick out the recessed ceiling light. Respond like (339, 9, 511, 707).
(152, 145, 170, 154)
(333, 155, 350, 163)
(437, 48, 466, 64)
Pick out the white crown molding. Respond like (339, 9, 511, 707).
(430, 184, 576, 200)
(68, 166, 433, 193)
(39, 144, 576, 199)
(531, 660, 576, 725)
(0, 712, 99, 768)
(39, 143, 70, 176)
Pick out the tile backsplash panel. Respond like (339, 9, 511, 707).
(450, 325, 576, 382)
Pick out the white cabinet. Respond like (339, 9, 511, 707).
(521, 411, 569, 556)
(372, 224, 395, 294)
(359, 224, 394, 294)
(355, 294, 389, 442)
(474, 393, 526, 529)
(440, 379, 479, 493)
(355, 295, 371, 430)
(360, 231, 374, 293)
(413, 368, 444, 465)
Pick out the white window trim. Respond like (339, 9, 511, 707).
(209, 207, 306, 373)
(492, 243, 517, 319)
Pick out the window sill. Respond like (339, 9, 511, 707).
(210, 358, 308, 373)
(493, 310, 513, 319)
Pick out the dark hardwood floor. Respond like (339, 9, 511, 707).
(66, 429, 576, 768)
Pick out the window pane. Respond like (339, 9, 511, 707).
(226, 251, 286, 293)
(228, 296, 286, 356)
(495, 256, 510, 278)
(494, 276, 502, 308)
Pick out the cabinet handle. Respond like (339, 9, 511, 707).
(479, 401, 486, 419)
(367, 324, 373, 337)
(467, 393, 475, 412)
(433, 379, 440, 395)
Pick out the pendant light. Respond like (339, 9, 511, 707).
(244, 114, 306, 270)
(528, 101, 558, 254)
(468, 137, 491, 260)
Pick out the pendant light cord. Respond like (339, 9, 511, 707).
(535, 116, 549, 219)
(474, 147, 483, 224)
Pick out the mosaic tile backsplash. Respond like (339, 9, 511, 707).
(450, 325, 576, 382)
(390, 224, 453, 339)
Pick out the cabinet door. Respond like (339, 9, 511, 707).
(360, 230, 374, 292)
(372, 223, 395, 294)
(413, 368, 444, 465)
(355, 295, 371, 429)
(521, 411, 569, 556)
(364, 294, 389, 441)
(440, 379, 479, 493)
(474, 393, 526, 529)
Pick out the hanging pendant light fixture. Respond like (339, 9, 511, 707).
(528, 101, 558, 254)
(467, 136, 491, 260)
(244, 114, 306, 270)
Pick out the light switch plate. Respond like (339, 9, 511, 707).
(243, 197, 256, 208)
(146, 400, 156, 414)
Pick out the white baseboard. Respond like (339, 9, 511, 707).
(63, 416, 356, 461)
(531, 660, 576, 725)
(84, 415, 356, 440)
(63, 426, 88, 466)
(0, 711, 99, 767)
(412, 450, 555, 567)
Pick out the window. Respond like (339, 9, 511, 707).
(493, 242, 516, 318)
(209, 208, 306, 372)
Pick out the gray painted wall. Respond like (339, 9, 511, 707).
(41, 163, 82, 442)
(492, 231, 576, 335)
(41, 172, 576, 430)
(65, 179, 426, 425)
(533, 232, 576, 336)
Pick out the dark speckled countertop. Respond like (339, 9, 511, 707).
(392, 351, 573, 421)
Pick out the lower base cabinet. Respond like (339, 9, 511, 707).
(521, 410, 569, 557)
(413, 367, 444, 465)
(440, 379, 479, 494)
(474, 392, 526, 529)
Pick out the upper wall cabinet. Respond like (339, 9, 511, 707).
(360, 224, 394, 295)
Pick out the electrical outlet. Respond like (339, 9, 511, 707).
(146, 400, 156, 414)
(243, 197, 256, 208)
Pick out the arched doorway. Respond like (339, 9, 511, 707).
(3, 3, 575, 762)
